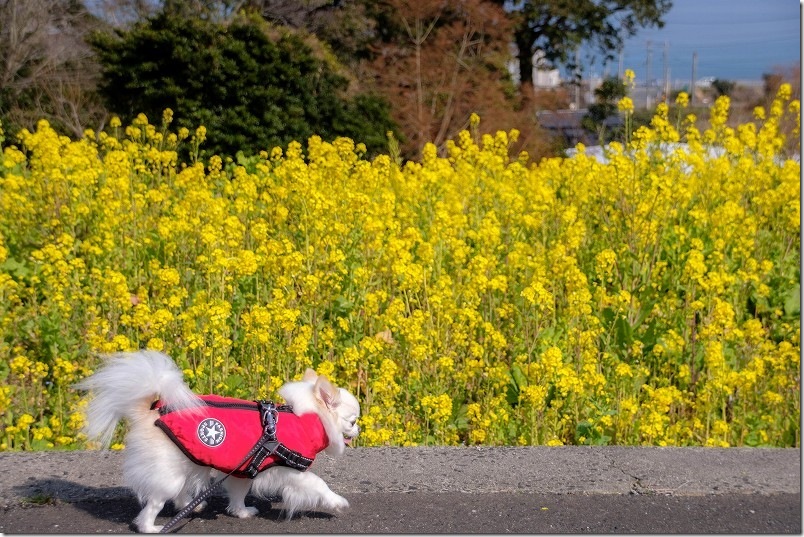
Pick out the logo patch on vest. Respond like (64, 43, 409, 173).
(197, 418, 226, 447)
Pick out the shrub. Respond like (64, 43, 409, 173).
(90, 12, 399, 158)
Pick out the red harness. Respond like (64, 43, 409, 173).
(152, 395, 329, 478)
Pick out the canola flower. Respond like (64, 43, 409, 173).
(0, 86, 800, 450)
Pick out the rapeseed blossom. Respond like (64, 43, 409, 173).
(0, 85, 799, 450)
(617, 97, 634, 113)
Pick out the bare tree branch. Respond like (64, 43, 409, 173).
(0, 0, 107, 135)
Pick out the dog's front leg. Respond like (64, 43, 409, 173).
(254, 466, 349, 519)
(223, 476, 259, 518)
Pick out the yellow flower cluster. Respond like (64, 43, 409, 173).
(0, 88, 799, 450)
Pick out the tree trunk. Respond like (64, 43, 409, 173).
(515, 26, 534, 103)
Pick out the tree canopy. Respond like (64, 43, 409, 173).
(509, 0, 672, 95)
(13, 0, 794, 160)
(358, 0, 523, 156)
(90, 11, 398, 157)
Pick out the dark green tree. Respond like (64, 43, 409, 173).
(89, 11, 398, 157)
(582, 76, 627, 142)
(711, 78, 736, 97)
(507, 0, 672, 98)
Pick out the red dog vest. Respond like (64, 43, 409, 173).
(153, 395, 329, 478)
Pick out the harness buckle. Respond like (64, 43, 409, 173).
(257, 400, 279, 437)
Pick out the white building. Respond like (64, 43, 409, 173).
(533, 50, 561, 88)
(507, 46, 562, 88)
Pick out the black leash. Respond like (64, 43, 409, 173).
(159, 401, 281, 534)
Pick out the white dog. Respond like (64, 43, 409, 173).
(76, 350, 360, 533)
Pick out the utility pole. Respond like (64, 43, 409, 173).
(645, 40, 653, 108)
(663, 41, 669, 104)
(690, 51, 698, 105)
(574, 47, 581, 109)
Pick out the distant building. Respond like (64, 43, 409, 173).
(537, 109, 624, 147)
(533, 51, 561, 88)
(508, 47, 562, 88)
(537, 110, 589, 146)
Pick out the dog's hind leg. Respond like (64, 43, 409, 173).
(223, 476, 259, 518)
(125, 455, 195, 533)
(123, 421, 206, 532)
(133, 474, 196, 533)
(173, 490, 208, 514)
(174, 470, 209, 513)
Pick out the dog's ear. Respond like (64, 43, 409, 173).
(314, 375, 341, 410)
(302, 368, 318, 383)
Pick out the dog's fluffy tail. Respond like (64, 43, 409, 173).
(75, 350, 201, 447)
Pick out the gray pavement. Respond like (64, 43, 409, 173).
(0, 447, 800, 533)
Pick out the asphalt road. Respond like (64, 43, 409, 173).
(0, 446, 800, 534)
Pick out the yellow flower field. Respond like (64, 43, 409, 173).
(0, 88, 799, 450)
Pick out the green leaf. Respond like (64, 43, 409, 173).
(454, 404, 469, 433)
(614, 316, 633, 350)
(510, 364, 527, 389)
(332, 296, 354, 316)
(783, 284, 800, 317)
(225, 374, 244, 391)
(506, 364, 528, 407)
(545, 384, 556, 409)
(1, 257, 31, 279)
(576, 420, 593, 442)
(506, 381, 520, 407)
(639, 319, 658, 355)
(31, 439, 53, 450)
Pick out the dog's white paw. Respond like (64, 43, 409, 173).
(328, 494, 350, 513)
(192, 500, 208, 513)
(136, 523, 163, 533)
(228, 505, 259, 519)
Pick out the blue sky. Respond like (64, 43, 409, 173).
(581, 0, 801, 83)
